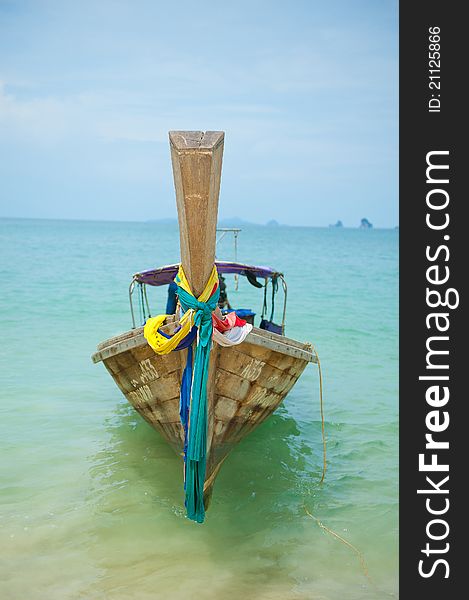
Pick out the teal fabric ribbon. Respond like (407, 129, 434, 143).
(177, 284, 220, 523)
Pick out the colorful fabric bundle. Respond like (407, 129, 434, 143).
(212, 311, 246, 331)
(143, 264, 252, 523)
(143, 312, 194, 355)
(212, 311, 253, 347)
(212, 323, 252, 347)
(174, 265, 219, 523)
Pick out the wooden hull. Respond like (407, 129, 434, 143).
(92, 327, 316, 507)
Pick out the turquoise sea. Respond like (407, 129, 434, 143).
(0, 218, 398, 599)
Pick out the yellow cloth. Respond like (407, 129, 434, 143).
(175, 263, 218, 300)
(143, 264, 219, 355)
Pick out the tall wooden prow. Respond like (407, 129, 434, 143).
(169, 131, 225, 297)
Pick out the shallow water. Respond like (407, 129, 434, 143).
(0, 219, 398, 599)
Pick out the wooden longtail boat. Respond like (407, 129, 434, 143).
(92, 131, 318, 515)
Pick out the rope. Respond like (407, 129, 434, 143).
(303, 351, 391, 595)
(311, 344, 327, 484)
(217, 337, 395, 595)
(138, 283, 145, 325)
(143, 283, 151, 319)
(261, 278, 268, 320)
(303, 505, 373, 585)
(269, 275, 278, 321)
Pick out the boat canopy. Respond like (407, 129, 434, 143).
(133, 261, 283, 287)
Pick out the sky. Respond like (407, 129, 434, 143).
(0, 0, 398, 227)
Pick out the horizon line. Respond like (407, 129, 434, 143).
(0, 215, 399, 230)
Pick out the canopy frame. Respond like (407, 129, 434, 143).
(129, 261, 287, 332)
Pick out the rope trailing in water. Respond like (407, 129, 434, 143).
(303, 353, 382, 592)
(303, 505, 373, 584)
(310, 344, 327, 484)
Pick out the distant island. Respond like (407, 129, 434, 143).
(147, 216, 283, 227)
(359, 218, 373, 229)
(145, 216, 385, 229)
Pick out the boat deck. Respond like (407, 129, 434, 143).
(92, 326, 316, 365)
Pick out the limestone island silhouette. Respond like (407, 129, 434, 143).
(359, 218, 373, 229)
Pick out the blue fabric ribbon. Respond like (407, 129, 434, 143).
(179, 344, 193, 463)
(158, 324, 197, 351)
(177, 284, 220, 523)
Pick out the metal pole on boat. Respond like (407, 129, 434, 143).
(169, 131, 225, 297)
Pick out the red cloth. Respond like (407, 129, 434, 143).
(212, 311, 246, 332)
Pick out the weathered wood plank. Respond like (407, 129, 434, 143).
(92, 326, 315, 365)
(214, 395, 239, 421)
(169, 130, 224, 297)
(249, 325, 313, 351)
(215, 368, 252, 399)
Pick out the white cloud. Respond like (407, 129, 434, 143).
(0, 81, 69, 143)
(0, 82, 169, 145)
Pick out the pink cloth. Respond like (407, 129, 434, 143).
(212, 311, 246, 332)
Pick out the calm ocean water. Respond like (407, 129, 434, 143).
(0, 218, 398, 599)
